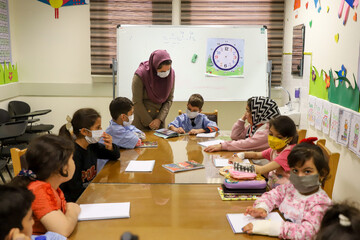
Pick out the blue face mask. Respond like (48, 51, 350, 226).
(157, 70, 170, 78)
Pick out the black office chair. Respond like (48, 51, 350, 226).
(8, 101, 54, 134)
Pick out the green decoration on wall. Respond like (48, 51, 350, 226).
(309, 66, 328, 100)
(4, 62, 18, 84)
(328, 69, 360, 112)
(0, 64, 4, 85)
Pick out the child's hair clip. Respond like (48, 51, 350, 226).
(299, 137, 318, 144)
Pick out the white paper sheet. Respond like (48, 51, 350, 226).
(213, 158, 232, 167)
(196, 132, 216, 138)
(78, 202, 130, 221)
(330, 104, 340, 141)
(315, 97, 323, 130)
(337, 108, 352, 146)
(227, 212, 284, 233)
(349, 112, 360, 153)
(308, 95, 316, 126)
(197, 140, 224, 147)
(321, 100, 332, 135)
(125, 160, 155, 172)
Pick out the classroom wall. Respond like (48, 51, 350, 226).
(282, 1, 360, 203)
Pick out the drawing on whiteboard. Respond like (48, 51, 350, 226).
(206, 38, 244, 77)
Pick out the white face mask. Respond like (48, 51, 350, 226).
(85, 129, 104, 144)
(157, 70, 170, 78)
(186, 109, 199, 119)
(123, 114, 134, 127)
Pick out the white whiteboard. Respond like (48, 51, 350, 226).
(117, 25, 269, 101)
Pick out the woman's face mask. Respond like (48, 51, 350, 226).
(85, 129, 104, 144)
(157, 70, 170, 78)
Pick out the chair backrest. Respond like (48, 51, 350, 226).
(297, 129, 307, 143)
(316, 140, 340, 199)
(8, 101, 31, 117)
(178, 109, 218, 124)
(0, 109, 11, 124)
(10, 148, 27, 176)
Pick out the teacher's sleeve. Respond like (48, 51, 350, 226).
(157, 82, 174, 123)
(132, 74, 153, 126)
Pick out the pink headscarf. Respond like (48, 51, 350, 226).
(135, 50, 175, 104)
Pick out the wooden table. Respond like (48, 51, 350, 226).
(71, 183, 274, 240)
(93, 132, 236, 184)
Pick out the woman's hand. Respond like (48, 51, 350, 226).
(244, 207, 267, 218)
(242, 223, 254, 234)
(204, 144, 222, 152)
(241, 112, 247, 122)
(102, 132, 113, 151)
(149, 119, 161, 130)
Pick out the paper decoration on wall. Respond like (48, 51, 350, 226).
(328, 68, 360, 111)
(358, 44, 360, 90)
(4, 62, 18, 84)
(327, 6, 330, 13)
(306, 2, 309, 9)
(322, 100, 332, 135)
(37, 0, 88, 19)
(315, 98, 323, 130)
(318, 6, 322, 13)
(337, 108, 352, 146)
(354, 12, 358, 21)
(314, 0, 319, 8)
(349, 112, 360, 153)
(308, 95, 316, 126)
(309, 20, 313, 28)
(335, 33, 339, 43)
(324, 72, 330, 88)
(309, 66, 329, 100)
(294, 0, 301, 18)
(0, 0, 11, 63)
(0, 64, 4, 85)
(338, 0, 355, 25)
(206, 38, 244, 77)
(330, 104, 340, 141)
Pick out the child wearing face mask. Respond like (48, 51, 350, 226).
(242, 139, 332, 240)
(104, 97, 145, 149)
(10, 135, 81, 238)
(230, 116, 298, 189)
(59, 108, 120, 202)
(168, 93, 219, 135)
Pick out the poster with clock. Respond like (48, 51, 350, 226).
(206, 38, 244, 77)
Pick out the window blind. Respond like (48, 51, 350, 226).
(90, 0, 172, 75)
(181, 0, 285, 86)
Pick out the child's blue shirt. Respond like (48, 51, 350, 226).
(105, 120, 144, 149)
(168, 113, 219, 132)
(32, 231, 66, 240)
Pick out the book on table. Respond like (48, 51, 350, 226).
(136, 141, 158, 148)
(154, 128, 179, 139)
(78, 202, 130, 221)
(162, 160, 204, 173)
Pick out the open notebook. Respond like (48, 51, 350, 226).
(197, 139, 224, 147)
(125, 160, 155, 172)
(78, 202, 130, 221)
(227, 212, 284, 233)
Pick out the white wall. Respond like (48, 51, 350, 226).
(282, 1, 360, 202)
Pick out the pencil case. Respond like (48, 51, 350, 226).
(223, 177, 267, 190)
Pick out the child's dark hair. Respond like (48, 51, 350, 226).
(59, 108, 101, 140)
(188, 93, 204, 109)
(269, 116, 298, 144)
(11, 134, 74, 188)
(316, 202, 360, 240)
(157, 60, 172, 69)
(109, 97, 133, 121)
(288, 142, 330, 183)
(0, 185, 34, 240)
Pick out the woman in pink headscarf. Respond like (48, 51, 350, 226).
(132, 50, 175, 131)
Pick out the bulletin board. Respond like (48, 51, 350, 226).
(116, 25, 269, 101)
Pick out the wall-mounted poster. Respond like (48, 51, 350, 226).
(329, 104, 340, 141)
(322, 100, 332, 135)
(0, 0, 11, 63)
(349, 112, 360, 154)
(315, 97, 323, 130)
(206, 38, 244, 77)
(337, 108, 352, 146)
(308, 95, 316, 126)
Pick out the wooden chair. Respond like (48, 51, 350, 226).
(297, 129, 307, 143)
(178, 109, 218, 124)
(10, 148, 27, 176)
(316, 140, 340, 199)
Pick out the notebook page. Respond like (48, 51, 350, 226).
(125, 160, 155, 172)
(197, 140, 224, 147)
(78, 202, 130, 221)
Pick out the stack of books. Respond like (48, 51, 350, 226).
(154, 128, 179, 139)
(162, 160, 204, 173)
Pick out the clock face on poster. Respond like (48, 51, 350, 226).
(212, 44, 240, 71)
